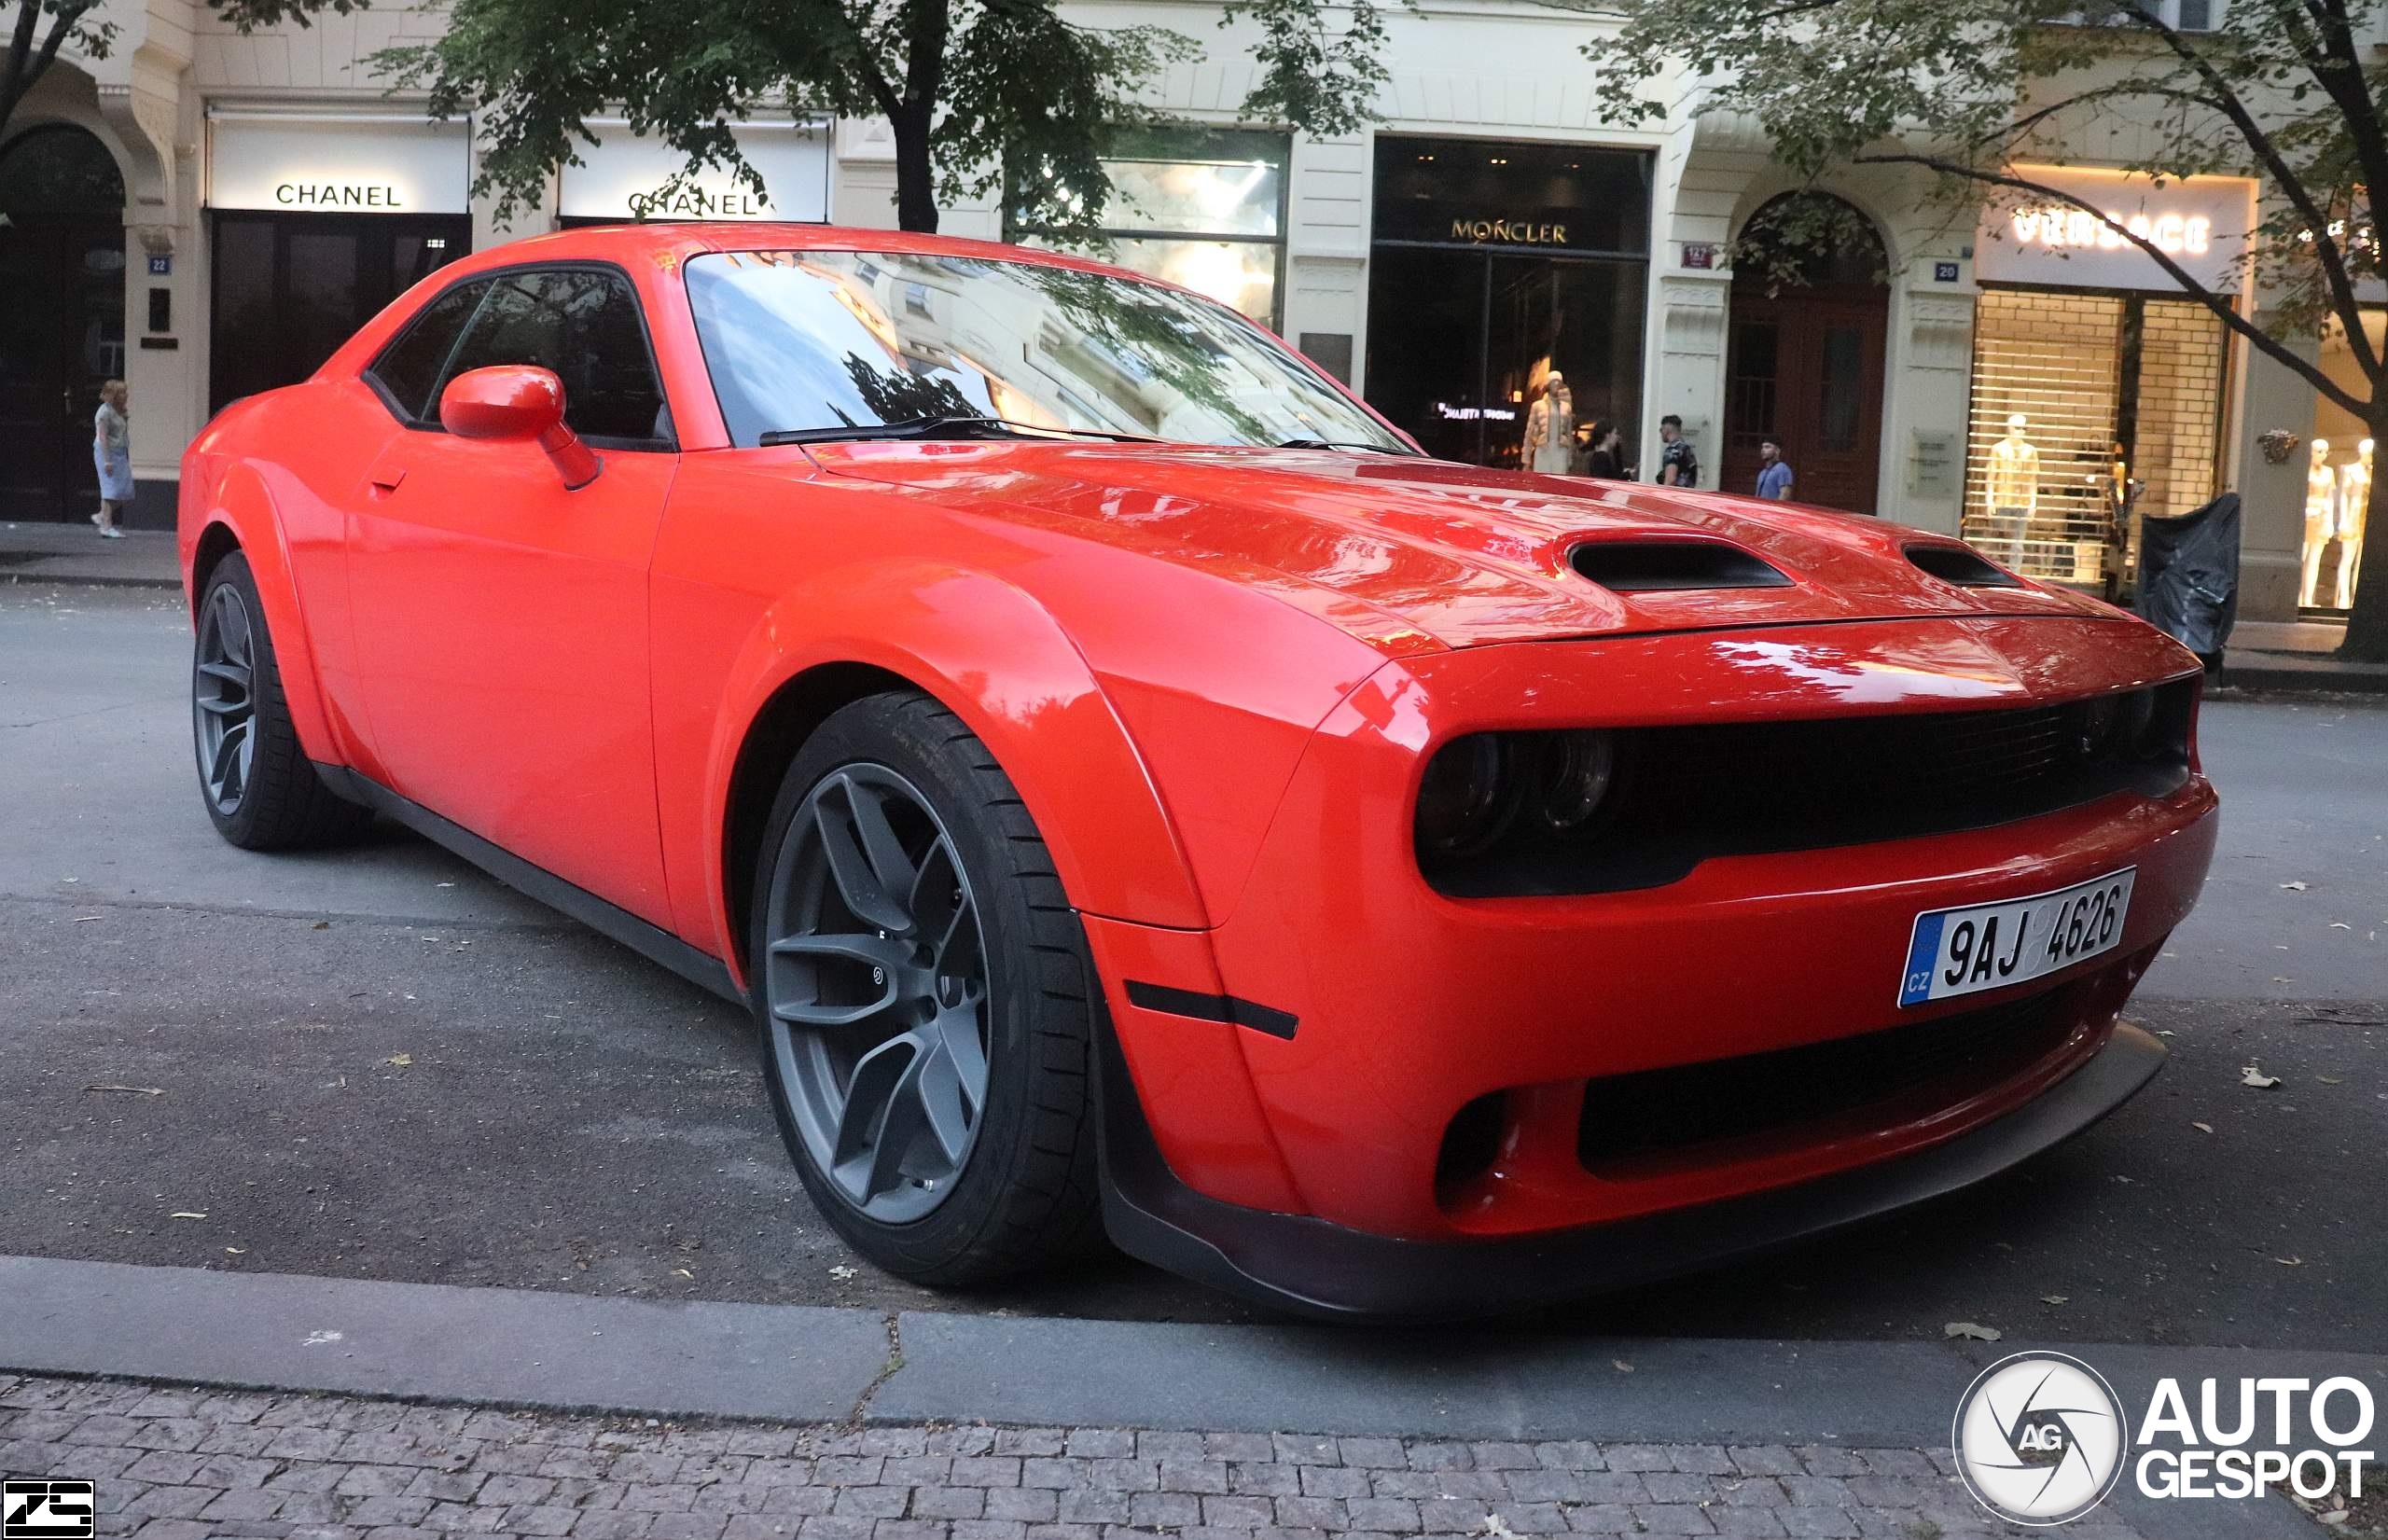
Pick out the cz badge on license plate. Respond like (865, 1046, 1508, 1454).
(1898, 867, 2136, 1007)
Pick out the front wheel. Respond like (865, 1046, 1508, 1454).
(191, 552, 371, 850)
(750, 691, 1102, 1284)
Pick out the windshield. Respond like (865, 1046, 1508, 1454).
(684, 249, 1409, 452)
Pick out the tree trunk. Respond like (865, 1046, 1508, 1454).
(2338, 395, 2388, 663)
(889, 104, 937, 234)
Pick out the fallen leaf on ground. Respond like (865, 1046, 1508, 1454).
(169, 1212, 206, 1220)
(1613, 1360, 1635, 1373)
(671, 1268, 693, 1279)
(2242, 1067, 2283, 1088)
(1944, 1322, 2002, 1340)
(225, 1247, 245, 1255)
(312, 920, 329, 930)
(1479, 1518, 1520, 1540)
(84, 1084, 163, 1096)
(2275, 1256, 2305, 1266)
(828, 1265, 858, 1281)
(2040, 1295, 2069, 1305)
(2329, 922, 2352, 930)
(71, 915, 102, 923)
(2320, 1076, 2345, 1085)
(382, 1053, 412, 1068)
(2280, 881, 2310, 891)
(2191, 1121, 2214, 1133)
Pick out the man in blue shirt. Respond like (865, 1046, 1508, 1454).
(1756, 437, 1795, 500)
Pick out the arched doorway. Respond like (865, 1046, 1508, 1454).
(0, 125, 128, 521)
(1721, 192, 1889, 513)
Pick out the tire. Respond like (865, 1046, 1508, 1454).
(192, 551, 372, 851)
(749, 690, 1103, 1284)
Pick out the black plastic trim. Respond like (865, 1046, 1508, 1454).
(1095, 1019, 2165, 1321)
(1124, 980, 1298, 1040)
(314, 763, 743, 1005)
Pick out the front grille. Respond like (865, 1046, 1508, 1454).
(1421, 679, 2195, 896)
(1577, 987, 2081, 1172)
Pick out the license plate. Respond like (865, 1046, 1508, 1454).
(1897, 868, 2136, 1007)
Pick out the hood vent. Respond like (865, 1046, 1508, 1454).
(1906, 543, 2021, 588)
(1569, 540, 1793, 592)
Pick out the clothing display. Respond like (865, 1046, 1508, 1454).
(1523, 373, 1576, 475)
(2300, 439, 2339, 607)
(2336, 438, 2371, 610)
(1982, 413, 2039, 568)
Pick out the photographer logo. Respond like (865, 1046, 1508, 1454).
(1952, 1353, 2128, 1525)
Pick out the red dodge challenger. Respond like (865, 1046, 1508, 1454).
(180, 224, 2218, 1317)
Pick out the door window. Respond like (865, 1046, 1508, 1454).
(367, 278, 493, 422)
(439, 268, 670, 445)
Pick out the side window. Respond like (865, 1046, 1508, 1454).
(439, 268, 671, 445)
(366, 279, 491, 423)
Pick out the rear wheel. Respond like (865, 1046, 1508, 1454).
(750, 691, 1102, 1284)
(192, 552, 371, 850)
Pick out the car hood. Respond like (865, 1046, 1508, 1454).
(806, 440, 2117, 651)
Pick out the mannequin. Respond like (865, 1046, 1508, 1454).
(1524, 371, 1577, 475)
(2335, 437, 2371, 609)
(2301, 438, 2338, 607)
(1984, 413, 2039, 567)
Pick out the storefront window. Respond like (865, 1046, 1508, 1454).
(1009, 129, 1288, 327)
(1363, 136, 1652, 470)
(1961, 288, 2228, 586)
(2298, 311, 2382, 612)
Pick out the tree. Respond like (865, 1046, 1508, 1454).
(371, 0, 1401, 240)
(1586, 0, 2388, 662)
(4, 0, 354, 146)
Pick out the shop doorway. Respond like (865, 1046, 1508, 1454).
(0, 126, 127, 522)
(210, 209, 470, 414)
(1721, 194, 1888, 512)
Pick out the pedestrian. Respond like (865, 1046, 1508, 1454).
(1755, 437, 1794, 500)
(1654, 412, 1699, 488)
(92, 379, 132, 538)
(1585, 422, 1630, 479)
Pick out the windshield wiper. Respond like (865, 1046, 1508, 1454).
(760, 416, 1161, 447)
(1276, 437, 1417, 455)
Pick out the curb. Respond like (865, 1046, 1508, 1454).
(5, 1255, 2381, 1446)
(2, 571, 183, 590)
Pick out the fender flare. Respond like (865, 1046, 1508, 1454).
(192, 465, 340, 764)
(698, 559, 1212, 979)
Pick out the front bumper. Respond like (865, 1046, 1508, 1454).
(1098, 1018, 2167, 1320)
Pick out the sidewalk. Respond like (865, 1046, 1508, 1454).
(1, 1256, 2353, 1540)
(0, 523, 181, 590)
(1, 1371, 2075, 1540)
(2221, 618, 2388, 694)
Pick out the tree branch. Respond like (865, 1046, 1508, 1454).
(1854, 152, 2371, 417)
(2117, 0, 2379, 384)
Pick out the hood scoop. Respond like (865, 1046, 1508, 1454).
(1570, 539, 1793, 592)
(1904, 543, 2022, 588)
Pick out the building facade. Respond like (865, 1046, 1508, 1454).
(0, 0, 2359, 621)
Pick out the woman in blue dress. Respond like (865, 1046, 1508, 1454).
(93, 378, 132, 537)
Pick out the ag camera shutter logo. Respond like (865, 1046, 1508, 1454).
(1951, 1353, 2128, 1525)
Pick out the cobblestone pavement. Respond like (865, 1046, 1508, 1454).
(0, 1374, 2155, 1540)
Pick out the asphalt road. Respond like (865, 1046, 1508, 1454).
(3, 580, 2381, 1348)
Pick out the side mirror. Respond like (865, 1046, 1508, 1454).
(438, 365, 601, 490)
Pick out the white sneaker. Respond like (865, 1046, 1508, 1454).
(100, 526, 125, 539)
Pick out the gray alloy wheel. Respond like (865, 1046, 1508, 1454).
(188, 551, 372, 851)
(761, 763, 993, 1224)
(193, 578, 259, 816)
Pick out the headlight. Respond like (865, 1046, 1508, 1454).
(1415, 729, 1619, 862)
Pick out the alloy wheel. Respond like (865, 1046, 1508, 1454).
(193, 581, 257, 815)
(762, 765, 993, 1224)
